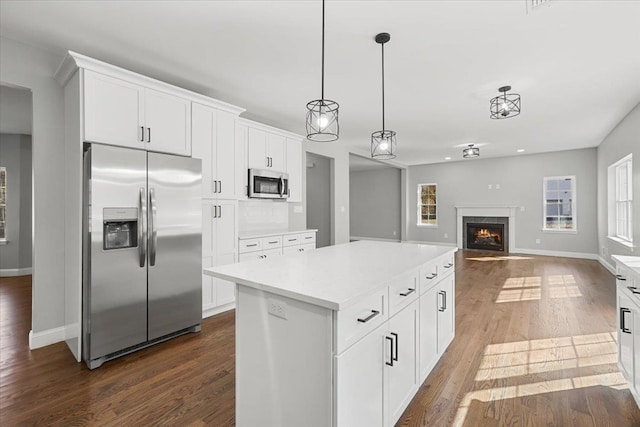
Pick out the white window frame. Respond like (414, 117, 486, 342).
(0, 167, 6, 244)
(417, 183, 438, 227)
(608, 154, 633, 246)
(542, 175, 577, 232)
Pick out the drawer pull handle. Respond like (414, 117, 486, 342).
(444, 263, 453, 269)
(246, 244, 258, 247)
(617, 274, 627, 281)
(629, 286, 640, 295)
(399, 288, 416, 297)
(621, 308, 632, 334)
(357, 310, 380, 323)
(305, 236, 313, 239)
(268, 241, 279, 244)
(288, 238, 297, 242)
(385, 336, 394, 367)
(426, 273, 437, 280)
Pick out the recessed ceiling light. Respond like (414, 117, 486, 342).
(445, 156, 451, 160)
(517, 149, 525, 153)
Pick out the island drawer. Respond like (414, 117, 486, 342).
(283, 234, 302, 247)
(299, 232, 316, 244)
(419, 260, 440, 294)
(262, 236, 283, 250)
(239, 238, 262, 253)
(336, 288, 388, 354)
(389, 271, 419, 316)
(440, 252, 455, 275)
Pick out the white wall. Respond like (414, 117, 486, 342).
(307, 152, 332, 248)
(0, 36, 66, 343)
(303, 141, 350, 245)
(407, 148, 599, 256)
(597, 103, 640, 269)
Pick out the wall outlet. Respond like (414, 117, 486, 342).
(495, 184, 501, 190)
(488, 184, 493, 190)
(520, 206, 525, 212)
(535, 239, 541, 244)
(393, 231, 397, 236)
(268, 298, 287, 320)
(444, 233, 448, 239)
(294, 205, 303, 214)
(602, 247, 607, 256)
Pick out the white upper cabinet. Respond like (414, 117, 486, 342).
(192, 103, 238, 199)
(247, 127, 285, 171)
(83, 69, 191, 156)
(286, 138, 302, 203)
(143, 88, 191, 156)
(84, 70, 144, 149)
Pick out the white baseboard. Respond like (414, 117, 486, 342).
(510, 247, 598, 260)
(0, 267, 33, 277)
(597, 256, 616, 275)
(29, 326, 65, 350)
(402, 240, 458, 247)
(203, 302, 235, 319)
(350, 236, 401, 243)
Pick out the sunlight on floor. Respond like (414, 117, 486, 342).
(452, 332, 624, 427)
(466, 255, 534, 262)
(496, 274, 583, 303)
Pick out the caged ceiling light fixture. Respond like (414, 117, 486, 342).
(306, 0, 339, 142)
(490, 85, 521, 119)
(371, 32, 396, 160)
(463, 144, 480, 158)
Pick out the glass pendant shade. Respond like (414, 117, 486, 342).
(463, 144, 480, 158)
(306, 99, 339, 142)
(490, 85, 521, 119)
(371, 130, 397, 160)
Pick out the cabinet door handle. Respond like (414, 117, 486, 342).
(218, 181, 222, 193)
(218, 205, 221, 218)
(147, 127, 151, 143)
(140, 126, 145, 142)
(617, 274, 627, 281)
(391, 332, 398, 362)
(426, 273, 438, 280)
(444, 263, 453, 269)
(212, 205, 217, 218)
(438, 291, 446, 312)
(357, 309, 380, 323)
(621, 308, 632, 334)
(399, 288, 415, 297)
(385, 336, 394, 367)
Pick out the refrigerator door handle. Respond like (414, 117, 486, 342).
(138, 187, 147, 267)
(149, 187, 158, 266)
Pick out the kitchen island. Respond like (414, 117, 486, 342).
(204, 240, 457, 427)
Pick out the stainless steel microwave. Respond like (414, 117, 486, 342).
(248, 169, 289, 199)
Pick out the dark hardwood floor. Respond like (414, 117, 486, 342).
(1, 252, 639, 426)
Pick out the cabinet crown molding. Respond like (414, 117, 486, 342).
(54, 50, 245, 116)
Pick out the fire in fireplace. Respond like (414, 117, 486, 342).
(467, 223, 505, 251)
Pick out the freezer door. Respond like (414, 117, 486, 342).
(87, 144, 148, 359)
(147, 152, 202, 340)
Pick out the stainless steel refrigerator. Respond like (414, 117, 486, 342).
(82, 143, 202, 369)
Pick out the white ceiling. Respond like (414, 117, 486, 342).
(1, 1, 639, 165)
(0, 85, 32, 135)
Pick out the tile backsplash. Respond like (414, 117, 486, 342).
(239, 200, 289, 234)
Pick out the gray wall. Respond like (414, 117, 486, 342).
(306, 152, 332, 248)
(407, 148, 598, 255)
(1, 36, 66, 335)
(597, 103, 640, 267)
(0, 133, 32, 270)
(350, 167, 401, 240)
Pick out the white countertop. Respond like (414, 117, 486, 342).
(239, 229, 318, 240)
(204, 240, 456, 310)
(612, 255, 640, 275)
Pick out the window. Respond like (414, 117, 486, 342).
(0, 167, 6, 242)
(417, 183, 437, 226)
(609, 154, 633, 244)
(543, 176, 576, 231)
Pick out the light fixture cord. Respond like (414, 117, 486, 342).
(321, 0, 325, 100)
(381, 40, 385, 132)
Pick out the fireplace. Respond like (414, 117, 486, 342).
(466, 223, 505, 252)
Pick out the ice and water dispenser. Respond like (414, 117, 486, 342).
(103, 208, 138, 250)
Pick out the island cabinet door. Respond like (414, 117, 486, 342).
(437, 275, 455, 355)
(618, 292, 635, 383)
(387, 300, 419, 425)
(419, 282, 439, 382)
(335, 324, 386, 427)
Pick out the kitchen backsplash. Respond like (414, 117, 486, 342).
(239, 200, 289, 234)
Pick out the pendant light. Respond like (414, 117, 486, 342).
(490, 85, 521, 119)
(371, 32, 396, 160)
(463, 144, 480, 158)
(306, 0, 339, 142)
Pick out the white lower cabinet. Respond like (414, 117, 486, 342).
(238, 231, 316, 260)
(437, 274, 455, 355)
(419, 283, 439, 381)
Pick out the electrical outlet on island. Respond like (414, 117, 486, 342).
(268, 298, 288, 320)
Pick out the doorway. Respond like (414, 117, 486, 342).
(306, 152, 332, 248)
(0, 84, 33, 276)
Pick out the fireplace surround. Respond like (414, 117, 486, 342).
(455, 206, 517, 253)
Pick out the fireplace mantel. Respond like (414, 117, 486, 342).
(455, 205, 517, 251)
